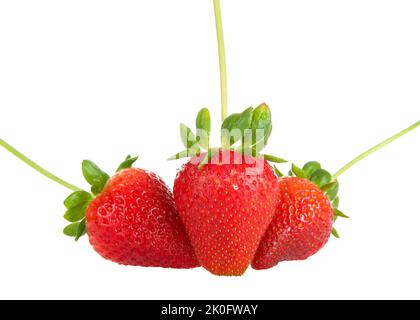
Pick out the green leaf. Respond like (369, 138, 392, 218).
(310, 169, 332, 188)
(235, 107, 254, 133)
(331, 227, 340, 238)
(221, 114, 238, 147)
(302, 161, 321, 178)
(263, 154, 287, 163)
(273, 165, 284, 177)
(64, 191, 92, 209)
(64, 203, 88, 223)
(82, 160, 110, 195)
(198, 148, 218, 169)
(221, 114, 240, 132)
(334, 208, 350, 219)
(63, 222, 79, 237)
(64, 220, 87, 240)
(332, 196, 340, 209)
(263, 123, 272, 146)
(75, 218, 86, 241)
(291, 164, 307, 179)
(221, 107, 253, 147)
(168, 149, 199, 160)
(196, 108, 211, 150)
(91, 176, 109, 195)
(321, 181, 337, 192)
(326, 181, 339, 201)
(180, 123, 197, 149)
(82, 160, 108, 185)
(116, 155, 138, 172)
(242, 103, 272, 152)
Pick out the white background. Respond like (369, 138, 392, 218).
(0, 0, 419, 300)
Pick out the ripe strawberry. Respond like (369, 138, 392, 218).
(86, 168, 199, 268)
(173, 150, 279, 276)
(252, 162, 348, 270)
(63, 157, 199, 269)
(252, 176, 333, 269)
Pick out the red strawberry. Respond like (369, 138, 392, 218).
(174, 150, 279, 276)
(252, 176, 335, 270)
(86, 168, 199, 268)
(62, 157, 199, 269)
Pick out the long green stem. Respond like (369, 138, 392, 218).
(0, 139, 81, 191)
(213, 0, 228, 122)
(333, 120, 420, 179)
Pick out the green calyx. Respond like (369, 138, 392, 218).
(168, 104, 286, 168)
(116, 155, 139, 172)
(82, 160, 110, 195)
(168, 108, 211, 161)
(223, 103, 272, 152)
(63, 155, 138, 241)
(284, 161, 349, 239)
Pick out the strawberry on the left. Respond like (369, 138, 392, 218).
(77, 158, 199, 268)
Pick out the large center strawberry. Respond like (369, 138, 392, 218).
(174, 150, 279, 276)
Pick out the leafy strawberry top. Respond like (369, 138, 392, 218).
(168, 103, 286, 168)
(62, 155, 138, 241)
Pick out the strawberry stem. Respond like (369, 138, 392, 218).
(0, 139, 81, 191)
(213, 0, 228, 122)
(333, 120, 420, 179)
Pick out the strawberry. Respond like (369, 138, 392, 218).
(63, 156, 199, 269)
(252, 177, 333, 269)
(169, 103, 286, 276)
(173, 150, 280, 276)
(252, 163, 346, 270)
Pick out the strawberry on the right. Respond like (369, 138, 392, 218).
(253, 162, 344, 270)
